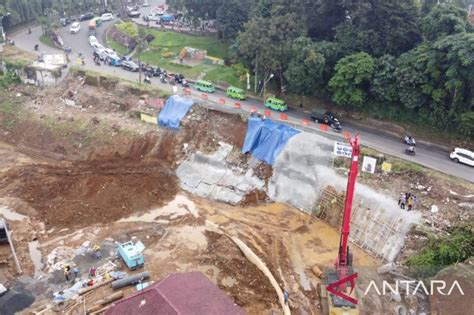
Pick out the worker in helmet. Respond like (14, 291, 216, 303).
(93, 244, 102, 259)
(64, 263, 71, 281)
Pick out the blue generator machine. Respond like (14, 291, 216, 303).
(117, 240, 145, 270)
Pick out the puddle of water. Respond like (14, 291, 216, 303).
(0, 206, 27, 221)
(119, 195, 199, 223)
(28, 241, 44, 278)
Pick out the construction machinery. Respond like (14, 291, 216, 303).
(117, 240, 145, 270)
(319, 135, 360, 315)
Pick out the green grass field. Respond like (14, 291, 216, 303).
(145, 29, 229, 59)
(106, 37, 130, 56)
(108, 25, 250, 88)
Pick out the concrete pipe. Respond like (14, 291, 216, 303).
(112, 272, 150, 290)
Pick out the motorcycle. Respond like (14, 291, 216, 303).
(175, 74, 184, 84)
(34, 44, 39, 51)
(403, 136, 416, 146)
(405, 146, 416, 156)
(94, 59, 101, 66)
(181, 79, 189, 88)
(160, 74, 167, 84)
(330, 119, 343, 132)
(144, 75, 151, 84)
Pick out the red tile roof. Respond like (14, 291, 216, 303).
(105, 272, 245, 315)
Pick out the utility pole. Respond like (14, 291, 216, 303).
(254, 51, 258, 93)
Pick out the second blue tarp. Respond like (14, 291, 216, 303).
(242, 117, 299, 165)
(158, 95, 194, 130)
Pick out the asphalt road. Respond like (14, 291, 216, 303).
(12, 15, 474, 183)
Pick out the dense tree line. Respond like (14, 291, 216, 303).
(170, 0, 474, 136)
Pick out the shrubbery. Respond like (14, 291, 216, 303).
(405, 224, 474, 278)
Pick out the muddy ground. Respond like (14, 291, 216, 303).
(0, 74, 471, 315)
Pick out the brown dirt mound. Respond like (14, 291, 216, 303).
(0, 134, 180, 229)
(239, 189, 269, 206)
(0, 158, 178, 228)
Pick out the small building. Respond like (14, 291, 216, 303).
(105, 272, 245, 315)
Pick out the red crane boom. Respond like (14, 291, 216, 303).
(337, 135, 360, 272)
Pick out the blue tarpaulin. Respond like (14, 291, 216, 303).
(242, 117, 299, 165)
(158, 95, 194, 130)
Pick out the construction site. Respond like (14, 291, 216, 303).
(0, 71, 472, 315)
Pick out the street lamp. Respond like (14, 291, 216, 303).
(1, 13, 11, 42)
(262, 73, 274, 99)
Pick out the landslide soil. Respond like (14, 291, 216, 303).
(0, 135, 179, 228)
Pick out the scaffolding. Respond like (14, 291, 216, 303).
(315, 186, 407, 262)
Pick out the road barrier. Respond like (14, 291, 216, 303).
(234, 102, 241, 109)
(280, 113, 288, 120)
(184, 88, 191, 96)
(264, 109, 271, 117)
(219, 98, 226, 105)
(201, 93, 208, 100)
(319, 124, 328, 132)
(302, 119, 309, 126)
(251, 106, 257, 113)
(344, 131, 351, 140)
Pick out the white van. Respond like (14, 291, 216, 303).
(70, 22, 80, 34)
(450, 148, 474, 166)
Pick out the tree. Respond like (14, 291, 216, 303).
(421, 0, 472, 16)
(422, 4, 472, 41)
(237, 11, 305, 92)
(394, 32, 473, 131)
(335, 0, 422, 57)
(395, 43, 433, 111)
(135, 28, 147, 84)
(329, 52, 375, 108)
(216, 0, 251, 40)
(370, 55, 399, 105)
(183, 0, 223, 20)
(284, 37, 326, 100)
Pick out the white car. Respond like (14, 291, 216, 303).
(101, 13, 114, 21)
(102, 48, 119, 60)
(92, 42, 104, 51)
(70, 22, 80, 34)
(144, 13, 160, 21)
(450, 148, 474, 167)
(88, 35, 99, 46)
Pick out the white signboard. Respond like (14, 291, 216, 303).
(362, 156, 377, 174)
(334, 141, 353, 158)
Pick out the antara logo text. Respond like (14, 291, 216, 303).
(364, 280, 465, 296)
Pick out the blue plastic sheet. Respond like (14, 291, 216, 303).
(158, 95, 194, 130)
(242, 117, 299, 165)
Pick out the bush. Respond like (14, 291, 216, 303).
(231, 63, 248, 78)
(116, 22, 138, 38)
(162, 52, 174, 58)
(145, 34, 155, 43)
(404, 224, 474, 278)
(0, 71, 21, 89)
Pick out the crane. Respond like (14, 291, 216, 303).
(319, 135, 360, 315)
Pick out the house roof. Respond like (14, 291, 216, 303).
(105, 272, 245, 315)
